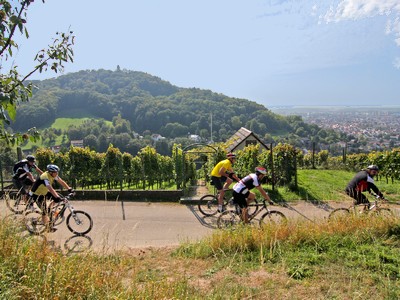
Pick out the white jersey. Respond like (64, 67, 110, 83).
(233, 173, 260, 194)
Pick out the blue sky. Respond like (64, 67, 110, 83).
(8, 0, 400, 107)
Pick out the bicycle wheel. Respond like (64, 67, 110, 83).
(375, 208, 394, 218)
(217, 210, 242, 229)
(5, 191, 26, 214)
(25, 210, 46, 235)
(198, 194, 219, 216)
(66, 210, 93, 235)
(328, 208, 351, 221)
(259, 211, 287, 227)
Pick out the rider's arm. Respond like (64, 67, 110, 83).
(56, 177, 72, 191)
(228, 171, 240, 182)
(368, 182, 384, 198)
(218, 166, 227, 177)
(45, 181, 60, 199)
(34, 164, 43, 175)
(256, 185, 273, 203)
(26, 172, 35, 183)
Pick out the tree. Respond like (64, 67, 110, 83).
(0, 0, 74, 145)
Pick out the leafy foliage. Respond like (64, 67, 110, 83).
(0, 0, 74, 145)
(9, 69, 344, 151)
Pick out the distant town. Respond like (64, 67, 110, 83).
(270, 106, 400, 153)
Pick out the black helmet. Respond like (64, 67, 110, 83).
(47, 164, 59, 173)
(26, 155, 35, 162)
(367, 165, 379, 171)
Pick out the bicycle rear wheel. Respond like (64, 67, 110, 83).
(217, 210, 241, 229)
(328, 208, 350, 221)
(259, 211, 287, 227)
(66, 210, 93, 235)
(25, 210, 46, 235)
(198, 194, 219, 216)
(5, 191, 26, 214)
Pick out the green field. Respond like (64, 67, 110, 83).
(254, 169, 400, 203)
(21, 113, 112, 150)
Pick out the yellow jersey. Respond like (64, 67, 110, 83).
(210, 159, 232, 177)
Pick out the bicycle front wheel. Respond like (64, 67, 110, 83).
(6, 192, 26, 214)
(25, 210, 46, 235)
(259, 211, 287, 227)
(328, 208, 350, 222)
(66, 210, 93, 235)
(198, 194, 219, 216)
(217, 210, 241, 229)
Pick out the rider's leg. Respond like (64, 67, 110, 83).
(212, 176, 226, 211)
(223, 177, 233, 191)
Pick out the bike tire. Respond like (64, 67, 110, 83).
(259, 211, 287, 227)
(66, 210, 93, 235)
(328, 208, 350, 221)
(198, 194, 219, 216)
(5, 191, 26, 214)
(217, 210, 241, 229)
(25, 210, 46, 235)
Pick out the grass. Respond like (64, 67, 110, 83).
(2, 212, 400, 299)
(204, 169, 400, 202)
(21, 113, 112, 150)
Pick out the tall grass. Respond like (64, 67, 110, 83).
(2, 213, 400, 299)
(0, 218, 199, 299)
(176, 215, 400, 298)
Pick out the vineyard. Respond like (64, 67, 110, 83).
(1, 143, 399, 191)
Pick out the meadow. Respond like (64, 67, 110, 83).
(1, 211, 399, 299)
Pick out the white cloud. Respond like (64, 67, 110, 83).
(394, 57, 400, 68)
(321, 0, 400, 23)
(320, 0, 400, 65)
(311, 4, 318, 16)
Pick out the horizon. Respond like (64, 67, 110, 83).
(8, 0, 400, 107)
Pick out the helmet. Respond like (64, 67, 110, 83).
(226, 153, 236, 159)
(26, 155, 35, 162)
(255, 167, 267, 175)
(367, 165, 379, 171)
(47, 164, 59, 173)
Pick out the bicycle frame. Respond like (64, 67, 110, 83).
(238, 200, 271, 222)
(50, 193, 76, 223)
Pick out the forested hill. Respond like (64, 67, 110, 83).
(13, 68, 342, 145)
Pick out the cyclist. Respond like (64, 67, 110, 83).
(232, 166, 273, 223)
(29, 164, 73, 231)
(12, 155, 43, 201)
(210, 152, 241, 212)
(345, 165, 385, 206)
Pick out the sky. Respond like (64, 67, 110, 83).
(5, 0, 400, 107)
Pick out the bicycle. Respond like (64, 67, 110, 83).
(198, 189, 259, 216)
(1, 184, 32, 214)
(328, 194, 394, 221)
(217, 198, 287, 229)
(25, 193, 93, 236)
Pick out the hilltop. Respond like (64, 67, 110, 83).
(11, 69, 344, 153)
